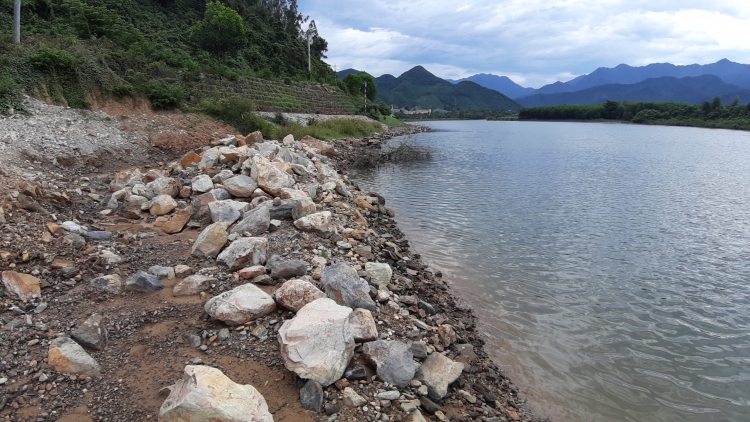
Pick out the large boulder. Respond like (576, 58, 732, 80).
(191, 223, 228, 258)
(321, 262, 377, 311)
(293, 211, 336, 238)
(159, 365, 273, 422)
(291, 197, 316, 220)
(250, 155, 296, 196)
(162, 210, 191, 234)
(209, 200, 251, 227)
(277, 298, 354, 386)
(48, 337, 101, 377)
(204, 283, 276, 325)
(216, 237, 268, 270)
(223, 175, 258, 198)
(1, 271, 41, 302)
(361, 340, 418, 388)
(273, 279, 326, 312)
(415, 352, 465, 400)
(150, 195, 178, 216)
(147, 177, 179, 198)
(230, 206, 270, 236)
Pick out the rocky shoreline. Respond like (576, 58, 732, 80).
(0, 103, 543, 422)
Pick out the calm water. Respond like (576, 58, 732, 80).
(353, 121, 750, 422)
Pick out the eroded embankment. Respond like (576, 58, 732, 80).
(0, 101, 544, 422)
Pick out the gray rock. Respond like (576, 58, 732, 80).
(147, 177, 179, 197)
(415, 352, 464, 400)
(204, 283, 276, 325)
(361, 340, 418, 388)
(173, 275, 215, 296)
(82, 231, 113, 241)
(349, 308, 378, 342)
(230, 206, 270, 236)
(293, 211, 336, 238)
(342, 387, 366, 407)
(300, 379, 324, 412)
(419, 396, 443, 415)
(218, 328, 230, 341)
(278, 298, 354, 386)
(291, 197, 316, 220)
(148, 265, 175, 280)
(63, 233, 85, 248)
(90, 274, 122, 294)
(209, 200, 250, 226)
(188, 334, 201, 348)
(48, 337, 101, 377)
(376, 390, 400, 401)
(365, 262, 392, 288)
(191, 174, 214, 193)
(217, 237, 268, 270)
(321, 262, 377, 311)
(223, 175, 258, 198)
(210, 188, 231, 200)
(344, 366, 368, 381)
(410, 341, 429, 360)
(269, 259, 307, 279)
(125, 271, 164, 292)
(191, 223, 228, 258)
(250, 155, 296, 196)
(70, 313, 108, 351)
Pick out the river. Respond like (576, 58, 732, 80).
(353, 120, 750, 422)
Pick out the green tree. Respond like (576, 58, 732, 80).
(342, 72, 377, 101)
(190, 1, 246, 54)
(731, 96, 739, 107)
(702, 100, 711, 114)
(712, 96, 722, 110)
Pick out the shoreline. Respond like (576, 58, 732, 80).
(0, 103, 544, 421)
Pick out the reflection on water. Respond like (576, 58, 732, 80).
(353, 121, 750, 422)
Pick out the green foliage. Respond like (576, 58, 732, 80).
(343, 72, 377, 101)
(520, 100, 750, 131)
(381, 115, 405, 127)
(139, 80, 185, 110)
(190, 1, 246, 54)
(29, 47, 79, 71)
(271, 118, 383, 140)
(195, 96, 273, 135)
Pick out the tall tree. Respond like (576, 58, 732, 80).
(13, 0, 21, 43)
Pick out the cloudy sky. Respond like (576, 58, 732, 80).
(300, 0, 750, 88)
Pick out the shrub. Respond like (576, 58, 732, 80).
(196, 96, 273, 134)
(139, 81, 185, 110)
(190, 1, 246, 54)
(29, 47, 79, 71)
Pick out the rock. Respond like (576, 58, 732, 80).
(250, 155, 296, 196)
(321, 262, 377, 311)
(301, 135, 335, 157)
(415, 353, 464, 400)
(278, 298, 354, 386)
(245, 131, 263, 144)
(47, 337, 101, 377)
(419, 396, 444, 414)
(223, 175, 258, 198)
(293, 211, 336, 238)
(342, 387, 367, 407)
(344, 366, 368, 381)
(218, 328, 231, 341)
(273, 279, 326, 312)
(180, 151, 201, 168)
(292, 197, 316, 220)
(410, 341, 428, 360)
(251, 274, 274, 285)
(204, 283, 276, 325)
(262, 198, 300, 220)
(238, 265, 266, 280)
(159, 365, 273, 422)
(209, 200, 250, 226)
(269, 259, 307, 279)
(438, 325, 457, 347)
(71, 313, 108, 351)
(376, 390, 400, 400)
(191, 223, 228, 258)
(162, 210, 191, 234)
(1, 271, 41, 302)
(147, 177, 179, 197)
(198, 148, 220, 170)
(173, 275, 216, 296)
(300, 379, 324, 412)
(361, 340, 418, 388)
(150, 195, 178, 216)
(174, 265, 194, 278)
(410, 409, 427, 422)
(81, 231, 113, 241)
(191, 175, 214, 193)
(149, 266, 175, 280)
(349, 308, 378, 342)
(230, 206, 270, 236)
(365, 262, 392, 288)
(217, 237, 268, 270)
(61, 221, 83, 233)
(125, 270, 164, 292)
(90, 274, 122, 294)
(282, 134, 294, 145)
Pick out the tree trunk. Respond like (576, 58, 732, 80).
(13, 0, 21, 43)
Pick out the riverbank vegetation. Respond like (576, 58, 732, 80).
(519, 99, 750, 130)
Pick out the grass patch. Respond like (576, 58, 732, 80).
(382, 115, 406, 127)
(271, 119, 383, 140)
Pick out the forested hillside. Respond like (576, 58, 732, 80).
(0, 0, 341, 113)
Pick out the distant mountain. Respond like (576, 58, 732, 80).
(532, 59, 750, 96)
(518, 75, 750, 107)
(376, 66, 521, 111)
(448, 74, 535, 99)
(337, 68, 361, 79)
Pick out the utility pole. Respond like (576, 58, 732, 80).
(13, 0, 21, 44)
(306, 31, 311, 76)
(364, 81, 367, 110)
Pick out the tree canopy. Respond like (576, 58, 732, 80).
(343, 72, 377, 101)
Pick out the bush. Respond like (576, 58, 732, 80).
(139, 81, 185, 110)
(631, 109, 664, 123)
(190, 1, 246, 54)
(29, 47, 79, 71)
(196, 96, 273, 135)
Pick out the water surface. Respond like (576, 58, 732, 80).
(354, 121, 750, 422)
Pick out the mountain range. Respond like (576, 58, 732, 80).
(517, 75, 750, 107)
(339, 67, 522, 111)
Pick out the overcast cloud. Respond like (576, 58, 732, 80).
(300, 0, 750, 87)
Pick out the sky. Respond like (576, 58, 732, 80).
(299, 0, 750, 88)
